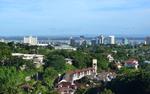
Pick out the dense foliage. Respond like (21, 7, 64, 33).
(108, 70, 150, 94)
(0, 42, 150, 93)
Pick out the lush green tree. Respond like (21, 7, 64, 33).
(75, 88, 87, 94)
(108, 71, 150, 94)
(0, 67, 26, 93)
(45, 54, 66, 71)
(70, 51, 92, 69)
(43, 68, 58, 88)
(0, 43, 11, 62)
(64, 64, 76, 72)
(37, 47, 51, 55)
(32, 81, 49, 94)
(100, 89, 114, 94)
(92, 53, 109, 71)
(140, 63, 150, 71)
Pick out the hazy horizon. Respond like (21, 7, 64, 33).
(0, 0, 150, 36)
(0, 33, 149, 37)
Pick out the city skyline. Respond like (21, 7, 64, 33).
(0, 0, 150, 36)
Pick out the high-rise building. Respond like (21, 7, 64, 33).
(145, 36, 150, 45)
(70, 37, 76, 47)
(91, 39, 97, 46)
(79, 35, 86, 46)
(108, 36, 115, 44)
(98, 34, 104, 44)
(123, 38, 129, 45)
(24, 36, 38, 45)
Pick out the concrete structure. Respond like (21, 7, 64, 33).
(108, 36, 115, 44)
(122, 38, 129, 45)
(96, 72, 116, 82)
(124, 59, 139, 69)
(144, 61, 150, 64)
(79, 36, 86, 46)
(117, 64, 122, 69)
(92, 59, 97, 75)
(24, 36, 38, 45)
(57, 82, 77, 94)
(54, 45, 77, 51)
(98, 34, 104, 44)
(65, 58, 73, 65)
(69, 37, 76, 47)
(115, 61, 122, 70)
(145, 36, 150, 45)
(37, 43, 48, 47)
(86, 40, 92, 46)
(57, 59, 97, 94)
(107, 54, 114, 62)
(12, 53, 44, 68)
(25, 76, 31, 82)
(91, 39, 97, 46)
(66, 68, 96, 82)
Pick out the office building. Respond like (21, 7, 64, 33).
(91, 39, 97, 46)
(98, 34, 104, 44)
(70, 37, 76, 47)
(79, 35, 86, 46)
(123, 38, 129, 45)
(145, 36, 150, 45)
(108, 36, 115, 44)
(24, 36, 38, 45)
(54, 45, 77, 51)
(12, 53, 44, 68)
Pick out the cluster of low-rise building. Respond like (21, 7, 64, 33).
(106, 54, 139, 70)
(12, 53, 44, 68)
(54, 45, 77, 51)
(1, 35, 150, 94)
(56, 59, 97, 94)
(107, 54, 114, 63)
(96, 71, 117, 82)
(56, 58, 119, 94)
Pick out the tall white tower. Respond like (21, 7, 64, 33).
(92, 59, 97, 75)
(108, 36, 115, 44)
(24, 36, 38, 45)
(98, 34, 104, 44)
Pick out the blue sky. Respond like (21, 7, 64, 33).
(0, 0, 150, 36)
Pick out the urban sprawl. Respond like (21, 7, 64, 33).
(0, 35, 150, 94)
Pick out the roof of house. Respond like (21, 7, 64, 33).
(58, 82, 76, 87)
(61, 67, 95, 82)
(66, 67, 95, 75)
(57, 82, 77, 92)
(125, 59, 138, 65)
(65, 58, 73, 61)
(144, 61, 150, 64)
